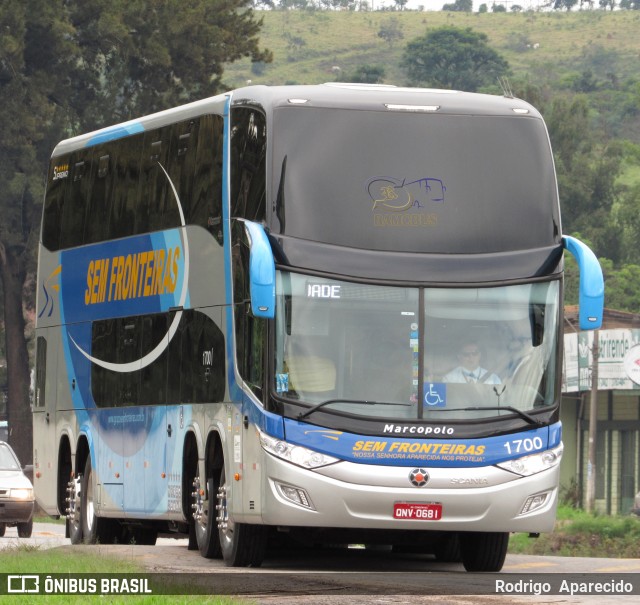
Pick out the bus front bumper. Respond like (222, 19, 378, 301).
(258, 455, 559, 534)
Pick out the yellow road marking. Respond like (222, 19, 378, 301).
(504, 562, 561, 569)
(595, 564, 640, 572)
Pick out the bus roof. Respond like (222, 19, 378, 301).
(51, 84, 542, 158)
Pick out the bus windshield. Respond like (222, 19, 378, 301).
(270, 106, 559, 254)
(274, 272, 560, 422)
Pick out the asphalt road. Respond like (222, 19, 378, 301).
(2, 523, 639, 604)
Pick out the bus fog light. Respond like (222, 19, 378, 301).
(520, 491, 550, 515)
(276, 483, 314, 509)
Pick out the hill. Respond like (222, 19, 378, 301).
(222, 9, 640, 172)
(223, 10, 640, 88)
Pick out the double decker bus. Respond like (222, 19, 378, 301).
(33, 84, 603, 572)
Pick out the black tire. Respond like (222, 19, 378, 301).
(218, 465, 268, 567)
(0, 522, 6, 537)
(188, 518, 198, 551)
(195, 475, 222, 558)
(459, 531, 509, 572)
(434, 533, 462, 562)
(17, 519, 33, 538)
(80, 457, 118, 544)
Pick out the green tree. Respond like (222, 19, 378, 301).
(349, 64, 386, 84)
(615, 182, 640, 265)
(67, 0, 272, 129)
(0, 0, 271, 464)
(601, 260, 640, 313)
(553, 0, 579, 9)
(378, 18, 404, 48)
(442, 0, 473, 11)
(401, 26, 510, 92)
(543, 95, 624, 262)
(0, 0, 77, 464)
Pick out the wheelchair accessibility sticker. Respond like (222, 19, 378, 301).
(424, 382, 446, 407)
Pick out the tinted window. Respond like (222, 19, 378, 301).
(110, 136, 142, 240)
(35, 337, 47, 409)
(270, 107, 559, 254)
(230, 107, 266, 222)
(84, 149, 115, 245)
(59, 156, 92, 249)
(192, 115, 224, 242)
(41, 115, 224, 251)
(91, 310, 225, 407)
(42, 161, 68, 250)
(139, 128, 171, 233)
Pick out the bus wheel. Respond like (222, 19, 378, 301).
(217, 465, 267, 567)
(0, 523, 6, 537)
(193, 474, 221, 558)
(459, 531, 509, 572)
(434, 533, 462, 562)
(80, 457, 118, 544)
(66, 472, 83, 544)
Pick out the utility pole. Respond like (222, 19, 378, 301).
(585, 330, 599, 513)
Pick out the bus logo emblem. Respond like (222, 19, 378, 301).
(409, 468, 429, 487)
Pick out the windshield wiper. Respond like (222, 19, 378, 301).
(428, 406, 544, 427)
(298, 398, 410, 421)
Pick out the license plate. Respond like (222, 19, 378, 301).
(393, 502, 442, 520)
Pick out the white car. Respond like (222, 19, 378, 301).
(0, 441, 34, 538)
(633, 491, 640, 516)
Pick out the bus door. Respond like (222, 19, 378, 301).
(239, 312, 267, 520)
(32, 332, 60, 515)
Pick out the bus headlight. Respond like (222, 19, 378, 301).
(496, 445, 563, 477)
(259, 431, 340, 469)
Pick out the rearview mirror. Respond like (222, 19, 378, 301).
(244, 221, 276, 319)
(563, 235, 604, 330)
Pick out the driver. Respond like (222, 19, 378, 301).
(443, 342, 501, 385)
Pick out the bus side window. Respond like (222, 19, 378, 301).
(91, 319, 118, 408)
(42, 160, 67, 251)
(164, 120, 198, 230)
(110, 135, 142, 240)
(118, 317, 142, 405)
(139, 129, 170, 234)
(204, 313, 226, 403)
(84, 149, 115, 245)
(139, 314, 168, 406)
(167, 309, 187, 404)
(230, 107, 266, 223)
(60, 156, 92, 249)
(35, 337, 47, 409)
(189, 311, 226, 403)
(245, 316, 266, 400)
(192, 115, 224, 243)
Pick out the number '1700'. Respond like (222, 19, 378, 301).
(503, 436, 543, 455)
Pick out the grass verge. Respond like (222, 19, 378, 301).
(0, 545, 249, 605)
(509, 505, 640, 558)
